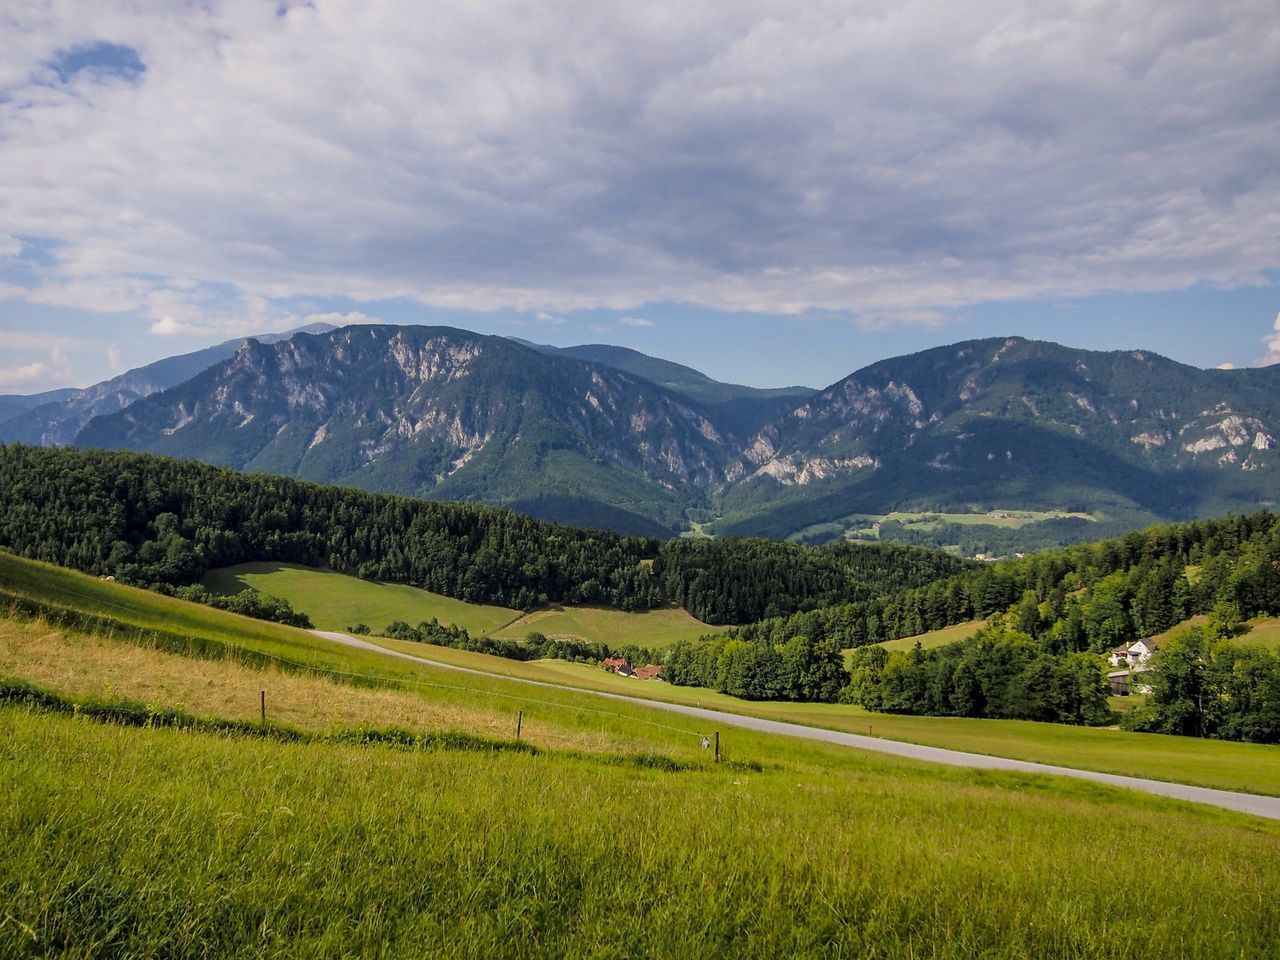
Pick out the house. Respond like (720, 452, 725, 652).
(602, 657, 633, 677)
(1107, 638, 1160, 669)
(632, 664, 664, 681)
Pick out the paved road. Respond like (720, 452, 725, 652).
(312, 630, 1280, 821)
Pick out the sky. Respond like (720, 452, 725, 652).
(1, 0, 1278, 393)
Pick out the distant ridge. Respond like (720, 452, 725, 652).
(67, 327, 1280, 541)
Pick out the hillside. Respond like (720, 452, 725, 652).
(68, 327, 1280, 545)
(0, 444, 963, 624)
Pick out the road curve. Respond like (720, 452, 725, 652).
(311, 630, 1280, 821)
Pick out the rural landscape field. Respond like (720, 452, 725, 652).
(4, 2, 1280, 956)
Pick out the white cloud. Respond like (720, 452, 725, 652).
(0, 2, 1277, 324)
(0, 361, 55, 388)
(1261, 312, 1280, 366)
(618, 316, 654, 327)
(0, 345, 72, 389)
(149, 315, 212, 336)
(0, 234, 20, 258)
(106, 343, 123, 372)
(301, 311, 383, 328)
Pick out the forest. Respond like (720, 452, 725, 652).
(0, 445, 957, 624)
(732, 511, 1280, 652)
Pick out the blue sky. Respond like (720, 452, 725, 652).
(1, 2, 1278, 392)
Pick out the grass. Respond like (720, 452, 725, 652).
(5, 550, 1280, 955)
(491, 603, 712, 647)
(1236, 616, 1280, 651)
(366, 634, 1280, 797)
(871, 619, 987, 653)
(1139, 613, 1280, 651)
(205, 561, 520, 634)
(4, 705, 1280, 958)
(6, 549, 1280, 797)
(205, 562, 715, 647)
(788, 509, 1095, 542)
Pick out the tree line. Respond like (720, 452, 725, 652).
(1123, 628, 1280, 743)
(0, 445, 957, 625)
(731, 511, 1280, 652)
(843, 622, 1110, 724)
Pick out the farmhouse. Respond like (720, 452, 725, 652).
(602, 657, 633, 677)
(1107, 639, 1159, 695)
(1108, 638, 1160, 669)
(633, 664, 664, 681)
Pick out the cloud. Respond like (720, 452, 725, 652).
(0, 2, 1277, 324)
(0, 234, 20, 258)
(617, 316, 654, 327)
(1261, 312, 1280, 366)
(106, 343, 123, 372)
(0, 345, 72, 389)
(0, 361, 56, 388)
(301, 311, 383, 328)
(149, 315, 213, 336)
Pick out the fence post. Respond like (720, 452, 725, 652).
(516, 710, 523, 740)
(714, 731, 720, 764)
(260, 690, 266, 724)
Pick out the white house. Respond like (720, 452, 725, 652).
(1107, 638, 1160, 669)
(1106, 639, 1160, 695)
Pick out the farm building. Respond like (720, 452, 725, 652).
(602, 657, 633, 677)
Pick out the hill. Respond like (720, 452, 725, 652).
(0, 444, 963, 624)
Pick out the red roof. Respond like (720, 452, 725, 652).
(633, 664, 664, 681)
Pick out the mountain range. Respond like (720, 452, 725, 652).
(0, 323, 335, 446)
(48, 325, 1278, 542)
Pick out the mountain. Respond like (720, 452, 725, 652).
(714, 337, 1280, 536)
(515, 340, 815, 434)
(70, 329, 1280, 543)
(76, 325, 745, 537)
(0, 322, 334, 446)
(0, 387, 79, 424)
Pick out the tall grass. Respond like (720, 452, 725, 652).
(2, 707, 1278, 958)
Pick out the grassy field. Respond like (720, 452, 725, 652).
(5, 552, 1280, 955)
(6, 549, 1280, 797)
(5, 701, 1280, 957)
(206, 562, 715, 647)
(491, 604, 712, 647)
(1237, 616, 1280, 650)
(789, 509, 1095, 542)
(872, 619, 987, 653)
(205, 562, 521, 635)
(366, 634, 1280, 797)
(1141, 613, 1280, 651)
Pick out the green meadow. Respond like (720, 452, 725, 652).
(205, 561, 522, 635)
(871, 619, 987, 652)
(4, 550, 1280, 956)
(7, 549, 1280, 797)
(5, 706, 1278, 959)
(205, 561, 714, 647)
(367, 634, 1280, 797)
